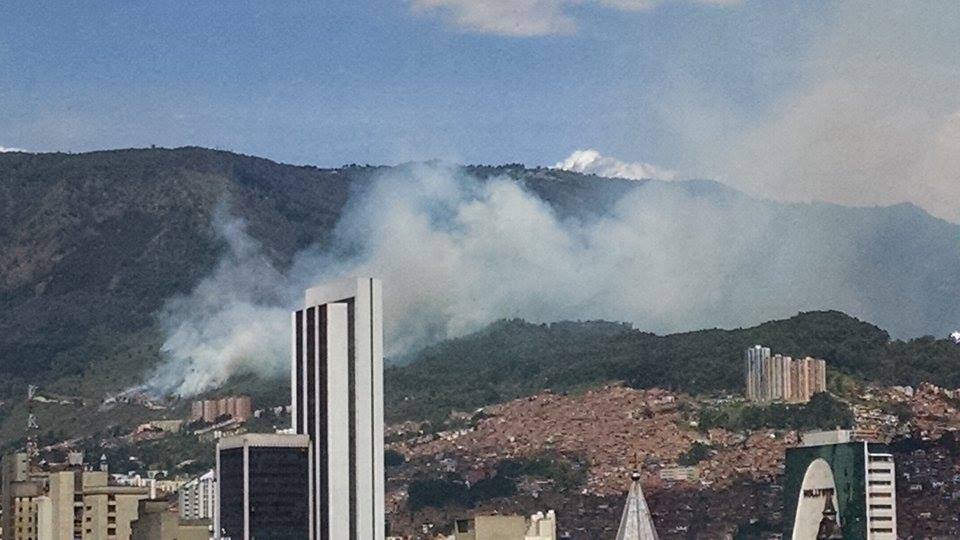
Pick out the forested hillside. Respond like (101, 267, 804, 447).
(385, 311, 960, 422)
(1, 147, 960, 442)
(0, 148, 636, 392)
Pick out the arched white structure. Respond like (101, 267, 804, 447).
(791, 458, 840, 540)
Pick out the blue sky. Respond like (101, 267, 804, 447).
(2, 1, 958, 221)
(0, 1, 824, 165)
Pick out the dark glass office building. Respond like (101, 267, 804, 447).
(216, 434, 311, 540)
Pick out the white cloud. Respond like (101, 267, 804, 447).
(411, 0, 740, 36)
(0, 146, 26, 153)
(411, 0, 574, 37)
(555, 149, 677, 180)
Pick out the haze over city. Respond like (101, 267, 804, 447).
(2, 2, 960, 539)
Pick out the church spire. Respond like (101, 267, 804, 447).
(615, 452, 660, 540)
(816, 496, 842, 539)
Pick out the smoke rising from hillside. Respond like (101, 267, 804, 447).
(555, 149, 676, 181)
(145, 206, 295, 396)
(144, 162, 942, 397)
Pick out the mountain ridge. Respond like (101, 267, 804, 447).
(1, 146, 958, 400)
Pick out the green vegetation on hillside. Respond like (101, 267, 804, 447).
(677, 442, 713, 466)
(406, 453, 584, 511)
(497, 453, 586, 492)
(3, 147, 960, 444)
(83, 433, 214, 477)
(385, 312, 960, 423)
(697, 393, 854, 432)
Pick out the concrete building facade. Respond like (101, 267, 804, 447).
(81, 485, 150, 540)
(452, 511, 557, 540)
(744, 345, 771, 401)
(1, 453, 148, 540)
(745, 346, 827, 403)
(178, 470, 216, 522)
(1, 453, 34, 540)
(130, 499, 209, 540)
(190, 397, 252, 424)
(291, 277, 384, 540)
(5, 481, 44, 540)
(658, 466, 699, 483)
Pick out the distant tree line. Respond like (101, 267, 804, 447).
(407, 453, 585, 511)
(386, 311, 960, 423)
(697, 392, 855, 432)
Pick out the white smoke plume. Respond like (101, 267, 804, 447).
(555, 149, 677, 181)
(665, 4, 960, 223)
(145, 206, 296, 397)
(144, 161, 942, 397)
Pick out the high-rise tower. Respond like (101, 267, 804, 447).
(291, 277, 384, 540)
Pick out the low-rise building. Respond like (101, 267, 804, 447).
(451, 510, 557, 540)
(130, 499, 209, 540)
(658, 466, 699, 483)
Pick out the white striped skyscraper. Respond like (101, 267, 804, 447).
(292, 277, 384, 540)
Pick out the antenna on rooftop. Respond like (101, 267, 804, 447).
(26, 384, 40, 469)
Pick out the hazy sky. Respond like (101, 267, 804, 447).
(2, 1, 958, 220)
